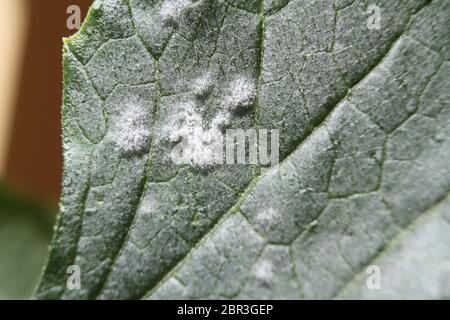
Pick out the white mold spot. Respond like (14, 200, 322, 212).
(226, 76, 257, 109)
(211, 111, 231, 129)
(166, 102, 224, 168)
(193, 73, 213, 100)
(160, 0, 192, 26)
(165, 74, 258, 168)
(114, 104, 151, 155)
(255, 208, 280, 230)
(254, 260, 274, 286)
(140, 198, 159, 218)
(167, 101, 202, 143)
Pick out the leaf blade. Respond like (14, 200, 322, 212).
(37, 0, 450, 299)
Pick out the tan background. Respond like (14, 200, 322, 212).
(0, 0, 92, 205)
(0, 0, 29, 175)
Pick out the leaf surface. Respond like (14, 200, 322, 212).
(37, 0, 450, 299)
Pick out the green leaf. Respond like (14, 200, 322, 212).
(37, 0, 450, 299)
(0, 185, 53, 299)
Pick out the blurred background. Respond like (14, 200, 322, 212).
(0, 0, 92, 299)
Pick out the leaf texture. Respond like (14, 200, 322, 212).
(37, 0, 450, 299)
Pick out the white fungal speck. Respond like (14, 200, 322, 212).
(160, 0, 192, 25)
(165, 74, 258, 168)
(254, 260, 274, 286)
(255, 208, 280, 229)
(166, 102, 224, 168)
(211, 111, 231, 129)
(114, 104, 151, 154)
(193, 73, 213, 99)
(227, 76, 257, 109)
(139, 198, 159, 222)
(167, 101, 202, 143)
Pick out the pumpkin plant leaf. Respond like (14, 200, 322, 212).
(37, 0, 450, 299)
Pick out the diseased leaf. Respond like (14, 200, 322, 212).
(37, 0, 450, 299)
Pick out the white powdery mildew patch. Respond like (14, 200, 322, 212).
(211, 111, 231, 130)
(255, 208, 280, 232)
(167, 101, 202, 143)
(211, 76, 257, 128)
(166, 75, 257, 168)
(254, 260, 274, 286)
(166, 102, 223, 168)
(114, 104, 151, 154)
(139, 197, 159, 220)
(226, 76, 257, 109)
(160, 0, 192, 25)
(193, 73, 213, 99)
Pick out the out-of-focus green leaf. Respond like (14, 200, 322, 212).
(0, 185, 54, 299)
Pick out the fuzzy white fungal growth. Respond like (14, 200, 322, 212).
(254, 260, 274, 285)
(227, 76, 257, 109)
(193, 73, 213, 99)
(211, 111, 231, 129)
(160, 0, 192, 25)
(167, 102, 224, 168)
(255, 208, 280, 229)
(114, 104, 151, 154)
(166, 75, 259, 168)
(140, 197, 159, 215)
(168, 101, 202, 143)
